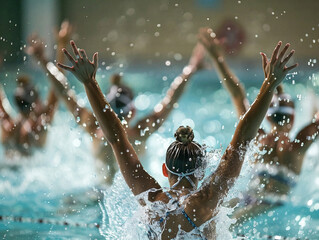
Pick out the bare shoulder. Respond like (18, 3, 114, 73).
(146, 189, 169, 204)
(183, 189, 219, 225)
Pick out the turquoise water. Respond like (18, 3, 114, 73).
(0, 64, 318, 239)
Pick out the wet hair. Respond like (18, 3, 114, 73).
(268, 86, 295, 124)
(106, 74, 135, 119)
(165, 126, 204, 175)
(14, 76, 39, 114)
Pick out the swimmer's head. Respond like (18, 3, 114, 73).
(266, 86, 295, 129)
(163, 126, 204, 188)
(106, 74, 136, 121)
(14, 76, 39, 115)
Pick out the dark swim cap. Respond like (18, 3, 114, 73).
(106, 74, 135, 119)
(14, 76, 39, 114)
(165, 126, 204, 175)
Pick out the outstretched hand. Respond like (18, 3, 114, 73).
(198, 27, 224, 59)
(261, 41, 298, 87)
(26, 35, 46, 61)
(57, 41, 98, 84)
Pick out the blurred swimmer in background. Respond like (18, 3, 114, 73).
(199, 28, 319, 224)
(0, 25, 69, 159)
(0, 22, 73, 159)
(0, 21, 71, 160)
(0, 74, 58, 158)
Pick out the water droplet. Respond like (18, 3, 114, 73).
(72, 138, 81, 147)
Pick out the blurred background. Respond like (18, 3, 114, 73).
(1, 0, 319, 65)
(1, 0, 319, 239)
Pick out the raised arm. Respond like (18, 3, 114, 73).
(293, 112, 319, 155)
(28, 21, 71, 121)
(27, 36, 59, 126)
(55, 20, 73, 70)
(0, 86, 15, 136)
(192, 42, 298, 219)
(27, 37, 97, 137)
(130, 43, 206, 141)
(41, 22, 72, 125)
(57, 41, 162, 196)
(199, 27, 249, 117)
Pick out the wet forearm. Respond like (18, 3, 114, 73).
(44, 88, 58, 121)
(212, 57, 248, 116)
(214, 59, 244, 96)
(84, 78, 126, 144)
(234, 78, 275, 143)
(156, 71, 192, 119)
(136, 70, 194, 137)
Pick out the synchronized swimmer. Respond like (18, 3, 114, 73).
(199, 27, 318, 225)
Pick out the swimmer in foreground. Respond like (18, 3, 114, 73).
(57, 40, 297, 239)
(199, 28, 319, 224)
(37, 40, 206, 185)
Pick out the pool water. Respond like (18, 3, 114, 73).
(0, 63, 318, 239)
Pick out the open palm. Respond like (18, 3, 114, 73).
(261, 41, 298, 86)
(57, 40, 98, 84)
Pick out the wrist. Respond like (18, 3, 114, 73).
(83, 77, 97, 86)
(262, 76, 277, 92)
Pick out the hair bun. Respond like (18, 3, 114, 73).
(174, 126, 194, 145)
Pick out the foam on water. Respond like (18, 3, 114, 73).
(0, 112, 97, 195)
(0, 111, 102, 238)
